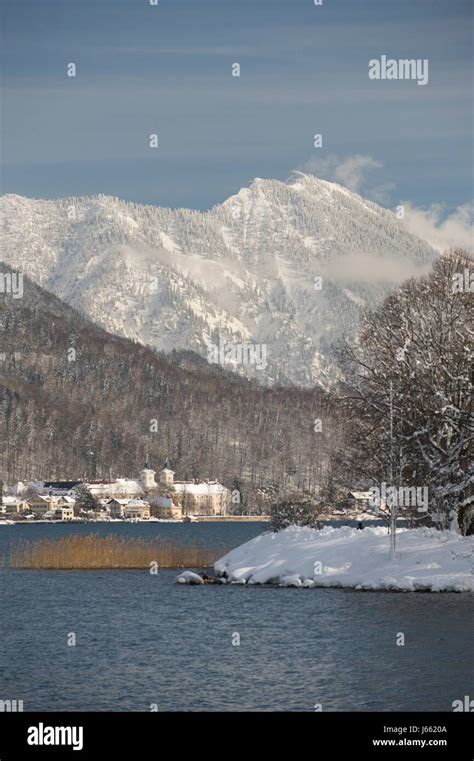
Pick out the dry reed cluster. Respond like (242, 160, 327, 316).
(8, 534, 223, 570)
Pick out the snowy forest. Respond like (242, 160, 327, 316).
(336, 250, 473, 531)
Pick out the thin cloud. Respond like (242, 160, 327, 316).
(300, 153, 394, 203)
(402, 202, 473, 253)
(322, 254, 433, 283)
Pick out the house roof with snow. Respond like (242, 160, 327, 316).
(86, 479, 143, 496)
(43, 481, 83, 491)
(173, 481, 229, 496)
(349, 491, 373, 501)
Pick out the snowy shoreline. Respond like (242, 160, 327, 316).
(210, 526, 474, 592)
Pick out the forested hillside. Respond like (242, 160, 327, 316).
(0, 265, 339, 498)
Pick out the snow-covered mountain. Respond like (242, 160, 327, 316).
(0, 173, 437, 386)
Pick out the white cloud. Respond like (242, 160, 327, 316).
(300, 153, 393, 202)
(402, 202, 473, 253)
(334, 155, 382, 193)
(322, 254, 433, 283)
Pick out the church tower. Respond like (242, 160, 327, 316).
(160, 458, 175, 486)
(140, 456, 157, 491)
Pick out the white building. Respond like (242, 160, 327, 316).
(159, 461, 230, 516)
(123, 499, 150, 520)
(85, 462, 158, 499)
(1, 496, 26, 514)
(107, 498, 130, 519)
(53, 506, 75, 521)
(86, 478, 143, 499)
(37, 481, 82, 496)
(347, 491, 373, 511)
(27, 494, 59, 516)
(148, 495, 183, 521)
(173, 481, 230, 516)
(58, 496, 76, 509)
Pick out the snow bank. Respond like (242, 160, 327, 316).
(214, 526, 474, 592)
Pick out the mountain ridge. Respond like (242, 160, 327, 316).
(0, 173, 437, 386)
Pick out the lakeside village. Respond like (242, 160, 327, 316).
(3, 460, 472, 591)
(0, 461, 242, 524)
(0, 457, 381, 526)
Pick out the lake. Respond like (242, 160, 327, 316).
(0, 522, 472, 711)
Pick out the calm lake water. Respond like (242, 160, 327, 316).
(0, 522, 472, 712)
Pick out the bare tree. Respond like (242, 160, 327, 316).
(337, 251, 473, 538)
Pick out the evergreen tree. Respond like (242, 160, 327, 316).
(74, 484, 99, 513)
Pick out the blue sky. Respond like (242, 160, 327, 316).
(1, 0, 472, 213)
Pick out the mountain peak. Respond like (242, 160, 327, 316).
(0, 178, 437, 387)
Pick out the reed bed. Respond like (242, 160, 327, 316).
(9, 534, 224, 570)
